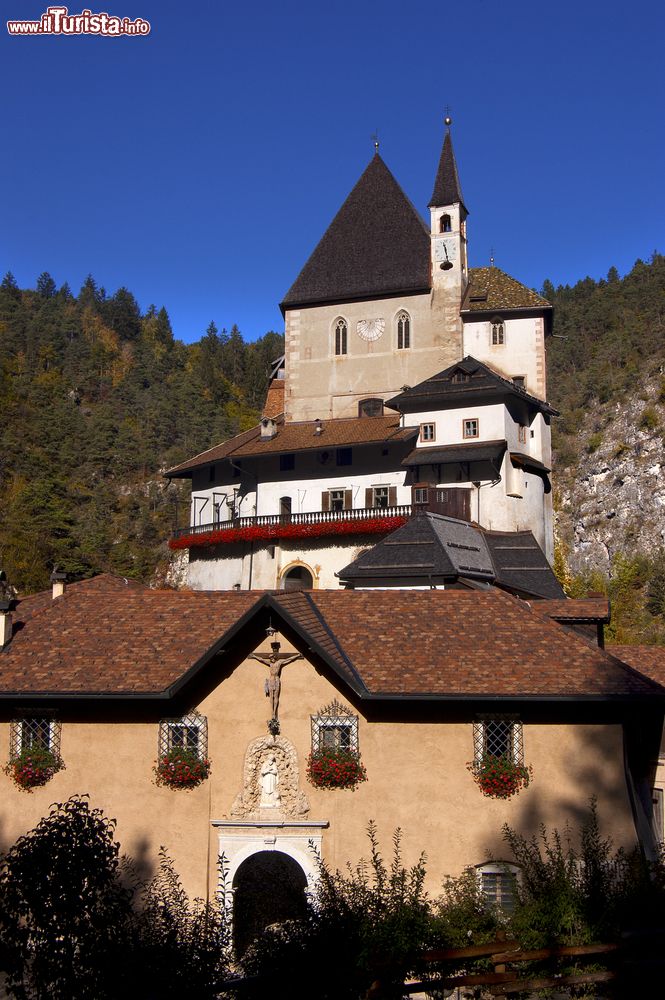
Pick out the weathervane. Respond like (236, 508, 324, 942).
(371, 130, 379, 153)
(444, 105, 453, 130)
(489, 247, 496, 267)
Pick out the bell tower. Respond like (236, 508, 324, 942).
(429, 116, 469, 299)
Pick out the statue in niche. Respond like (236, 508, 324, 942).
(260, 754, 281, 808)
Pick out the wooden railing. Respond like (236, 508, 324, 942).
(172, 505, 413, 540)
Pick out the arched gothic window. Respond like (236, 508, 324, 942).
(491, 319, 505, 346)
(396, 310, 410, 350)
(334, 317, 348, 356)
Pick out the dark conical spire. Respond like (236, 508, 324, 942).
(429, 124, 467, 211)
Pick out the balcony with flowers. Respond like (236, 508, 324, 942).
(168, 505, 412, 551)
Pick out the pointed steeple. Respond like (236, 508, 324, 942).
(429, 120, 467, 212)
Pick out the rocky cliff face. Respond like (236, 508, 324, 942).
(555, 377, 665, 575)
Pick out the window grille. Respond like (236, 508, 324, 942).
(311, 700, 359, 755)
(477, 863, 518, 914)
(473, 717, 524, 765)
(158, 711, 207, 760)
(10, 718, 61, 759)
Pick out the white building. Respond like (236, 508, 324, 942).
(167, 121, 558, 592)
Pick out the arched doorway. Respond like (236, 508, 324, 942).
(281, 565, 314, 591)
(232, 850, 308, 955)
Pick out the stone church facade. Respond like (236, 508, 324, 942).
(167, 122, 557, 590)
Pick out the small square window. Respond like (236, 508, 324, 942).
(420, 423, 436, 442)
(414, 487, 429, 505)
(518, 424, 528, 444)
(373, 486, 389, 508)
(280, 454, 295, 472)
(473, 718, 523, 765)
(463, 418, 479, 439)
(10, 718, 61, 759)
(311, 700, 359, 755)
(512, 375, 526, 389)
(330, 489, 345, 511)
(477, 864, 518, 914)
(159, 712, 207, 761)
(336, 448, 352, 467)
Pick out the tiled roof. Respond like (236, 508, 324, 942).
(262, 379, 285, 419)
(1, 588, 258, 695)
(281, 154, 431, 310)
(387, 356, 558, 416)
(281, 590, 657, 699)
(607, 645, 665, 687)
(2, 578, 657, 701)
(463, 267, 551, 313)
(537, 598, 610, 623)
(338, 513, 564, 601)
(429, 130, 466, 211)
(14, 573, 145, 621)
(165, 415, 417, 477)
(483, 531, 565, 600)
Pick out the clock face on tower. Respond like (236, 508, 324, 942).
(356, 318, 385, 342)
(434, 237, 458, 264)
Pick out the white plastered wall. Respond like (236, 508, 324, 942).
(462, 316, 547, 399)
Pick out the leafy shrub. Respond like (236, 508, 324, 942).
(586, 431, 603, 453)
(241, 823, 434, 999)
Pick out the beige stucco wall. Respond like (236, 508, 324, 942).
(0, 635, 638, 902)
(284, 292, 463, 422)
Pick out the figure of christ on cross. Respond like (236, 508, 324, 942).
(249, 641, 303, 720)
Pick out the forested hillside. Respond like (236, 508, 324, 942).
(545, 253, 665, 644)
(0, 272, 283, 593)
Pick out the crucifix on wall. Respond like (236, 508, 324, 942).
(249, 631, 303, 730)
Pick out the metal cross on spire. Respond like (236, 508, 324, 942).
(489, 247, 496, 267)
(444, 105, 453, 130)
(371, 130, 380, 153)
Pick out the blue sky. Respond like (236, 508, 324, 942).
(2, 0, 664, 343)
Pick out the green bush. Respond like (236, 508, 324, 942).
(639, 405, 660, 431)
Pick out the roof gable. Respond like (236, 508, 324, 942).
(386, 356, 558, 416)
(281, 154, 431, 310)
(1, 578, 658, 702)
(463, 267, 551, 313)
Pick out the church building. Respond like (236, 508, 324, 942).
(166, 120, 557, 592)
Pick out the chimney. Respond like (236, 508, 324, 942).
(314, 418, 323, 436)
(0, 602, 12, 649)
(260, 417, 277, 441)
(51, 570, 67, 599)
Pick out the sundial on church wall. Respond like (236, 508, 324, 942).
(356, 317, 385, 342)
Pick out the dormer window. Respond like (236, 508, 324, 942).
(491, 319, 505, 346)
(452, 371, 471, 384)
(334, 317, 348, 356)
(439, 214, 452, 233)
(358, 397, 384, 417)
(396, 311, 410, 350)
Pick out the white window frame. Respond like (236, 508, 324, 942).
(10, 718, 60, 758)
(491, 320, 505, 346)
(463, 417, 479, 439)
(420, 422, 436, 443)
(476, 862, 519, 913)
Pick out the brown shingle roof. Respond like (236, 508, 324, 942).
(281, 154, 431, 310)
(1, 581, 658, 701)
(276, 590, 657, 699)
(463, 267, 551, 313)
(537, 598, 611, 623)
(608, 645, 665, 687)
(165, 415, 417, 477)
(2, 588, 258, 695)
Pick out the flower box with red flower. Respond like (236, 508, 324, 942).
(155, 748, 211, 789)
(5, 746, 64, 791)
(169, 514, 408, 551)
(467, 753, 532, 799)
(306, 748, 367, 790)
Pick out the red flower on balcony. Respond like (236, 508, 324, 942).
(169, 515, 408, 550)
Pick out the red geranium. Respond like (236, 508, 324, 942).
(154, 749, 211, 789)
(306, 749, 367, 790)
(169, 515, 408, 551)
(467, 754, 532, 799)
(5, 746, 64, 791)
